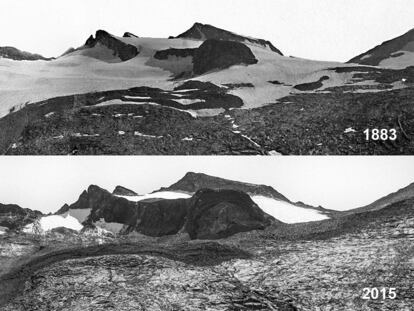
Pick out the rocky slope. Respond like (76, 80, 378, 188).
(1, 196, 413, 310)
(349, 28, 414, 68)
(0, 204, 43, 232)
(344, 181, 414, 215)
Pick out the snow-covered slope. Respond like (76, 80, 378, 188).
(23, 214, 83, 233)
(349, 28, 414, 69)
(116, 191, 191, 202)
(251, 195, 328, 223)
(0, 25, 360, 118)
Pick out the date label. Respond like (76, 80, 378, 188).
(362, 287, 397, 300)
(364, 129, 397, 141)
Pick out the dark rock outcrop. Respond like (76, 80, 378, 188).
(123, 32, 139, 38)
(193, 39, 258, 75)
(348, 28, 414, 66)
(0, 47, 52, 61)
(60, 184, 275, 239)
(186, 189, 274, 239)
(112, 185, 138, 196)
(153, 48, 196, 60)
(83, 30, 139, 61)
(0, 203, 43, 231)
(175, 22, 283, 55)
(161, 172, 289, 201)
(294, 76, 329, 91)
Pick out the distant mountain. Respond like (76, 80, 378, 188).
(56, 184, 275, 239)
(174, 22, 283, 55)
(344, 182, 414, 215)
(72, 30, 139, 62)
(161, 172, 288, 200)
(0, 46, 52, 61)
(112, 185, 138, 196)
(159, 172, 338, 221)
(348, 28, 414, 69)
(0, 203, 43, 232)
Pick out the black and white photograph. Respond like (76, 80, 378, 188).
(0, 157, 413, 310)
(0, 0, 413, 155)
(1, 1, 414, 310)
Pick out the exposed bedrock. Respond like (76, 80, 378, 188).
(193, 39, 258, 75)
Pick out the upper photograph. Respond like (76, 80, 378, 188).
(0, 0, 413, 155)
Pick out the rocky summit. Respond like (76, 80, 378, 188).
(83, 30, 139, 61)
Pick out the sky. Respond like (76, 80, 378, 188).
(0, 157, 413, 213)
(0, 0, 413, 61)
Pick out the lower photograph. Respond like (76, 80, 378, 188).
(0, 156, 413, 311)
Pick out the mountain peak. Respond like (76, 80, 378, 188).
(162, 172, 289, 201)
(112, 185, 138, 196)
(175, 23, 283, 55)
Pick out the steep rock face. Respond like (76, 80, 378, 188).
(134, 199, 189, 236)
(163, 172, 289, 201)
(186, 189, 274, 239)
(175, 22, 283, 55)
(348, 28, 414, 66)
(0, 47, 52, 61)
(193, 39, 258, 75)
(112, 185, 138, 196)
(0, 203, 43, 231)
(84, 30, 139, 61)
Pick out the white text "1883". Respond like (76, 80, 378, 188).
(364, 129, 397, 141)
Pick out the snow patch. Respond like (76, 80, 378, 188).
(344, 127, 357, 133)
(23, 214, 83, 233)
(251, 196, 329, 223)
(134, 131, 162, 138)
(116, 191, 191, 202)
